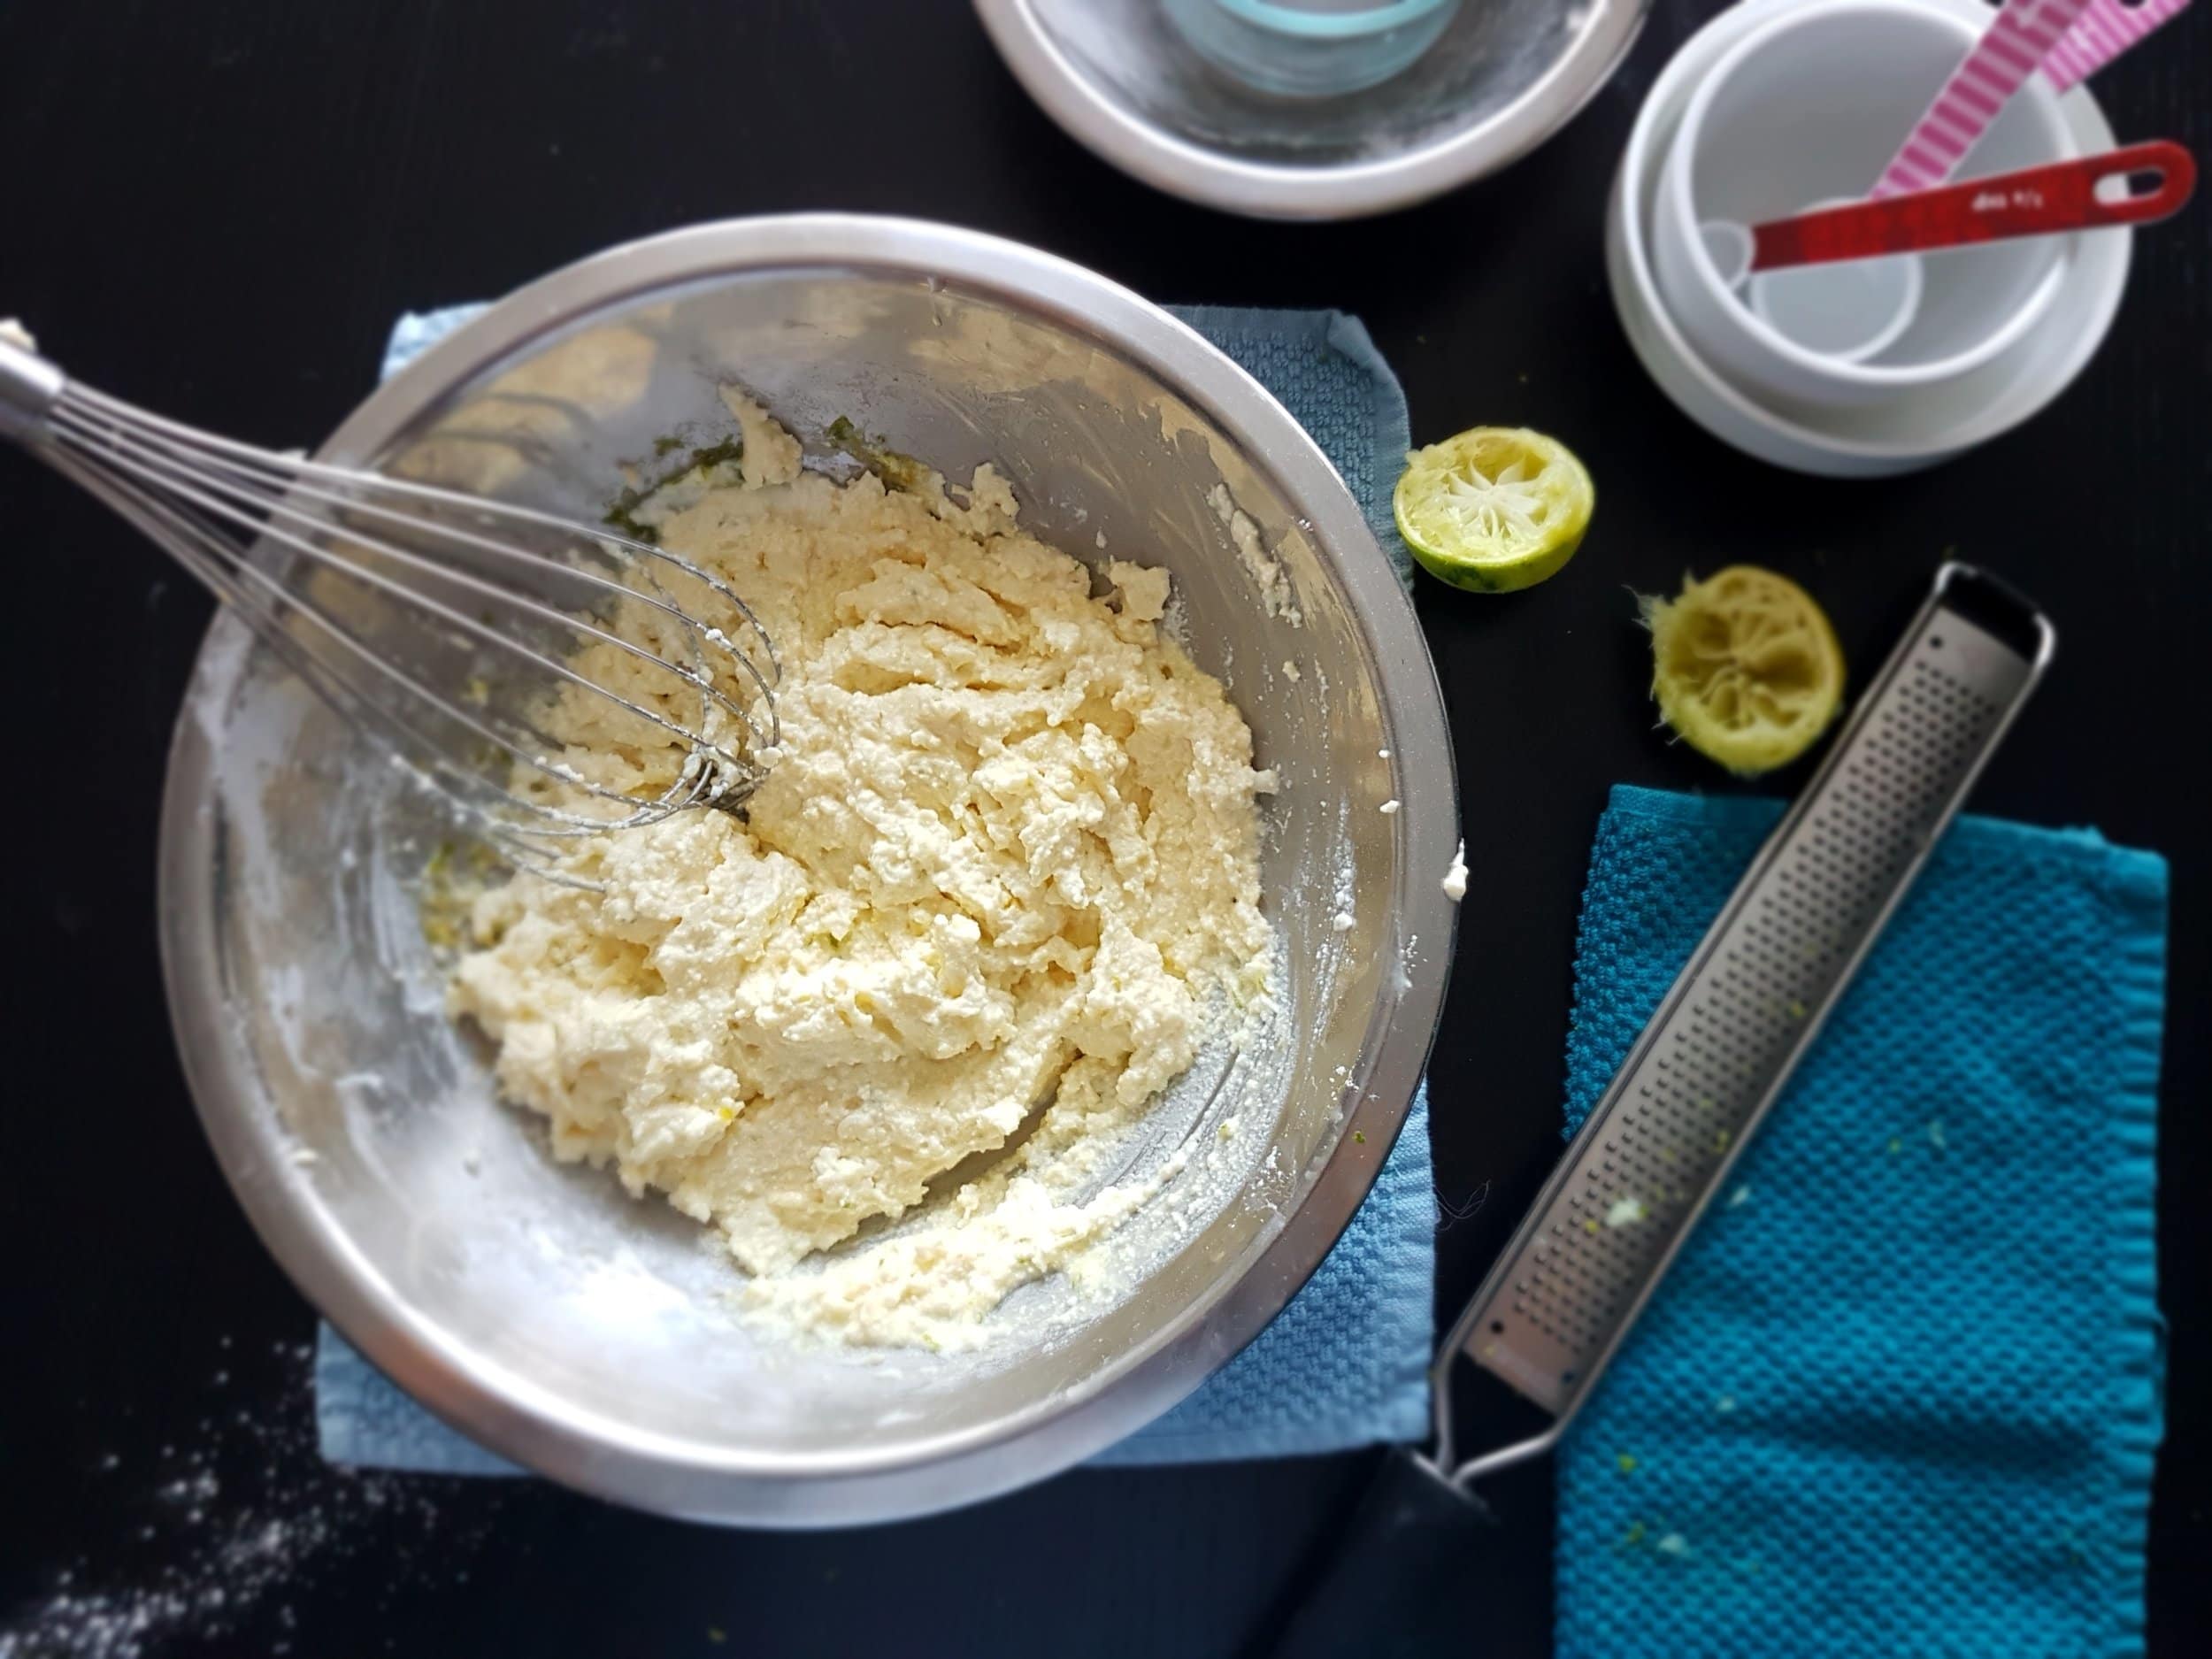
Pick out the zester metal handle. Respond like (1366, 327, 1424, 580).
(1431, 564, 2055, 1485)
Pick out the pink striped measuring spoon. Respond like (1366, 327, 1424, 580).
(1871, 0, 2092, 198)
(2042, 0, 2193, 92)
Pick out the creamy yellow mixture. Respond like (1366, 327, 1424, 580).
(449, 399, 1276, 1348)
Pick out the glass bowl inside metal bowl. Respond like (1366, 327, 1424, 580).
(158, 216, 1455, 1524)
(974, 0, 1650, 219)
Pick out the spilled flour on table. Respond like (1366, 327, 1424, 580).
(0, 1340, 501, 1659)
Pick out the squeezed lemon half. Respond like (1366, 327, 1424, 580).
(1642, 565, 1844, 774)
(1394, 426, 1594, 593)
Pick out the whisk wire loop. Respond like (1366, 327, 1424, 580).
(4, 335, 782, 873)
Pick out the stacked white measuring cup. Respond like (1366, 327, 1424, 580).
(1609, 0, 2148, 476)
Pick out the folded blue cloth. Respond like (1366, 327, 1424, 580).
(316, 302, 1432, 1473)
(1556, 785, 2167, 1658)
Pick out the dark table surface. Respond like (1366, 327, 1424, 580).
(2, 2, 2205, 1655)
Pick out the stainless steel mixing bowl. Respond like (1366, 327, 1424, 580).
(159, 216, 1455, 1524)
(974, 0, 1650, 219)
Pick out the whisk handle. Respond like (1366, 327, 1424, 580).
(0, 325, 64, 442)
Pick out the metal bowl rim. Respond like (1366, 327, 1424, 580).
(972, 0, 1652, 219)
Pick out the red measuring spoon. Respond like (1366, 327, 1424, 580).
(1749, 140, 2196, 273)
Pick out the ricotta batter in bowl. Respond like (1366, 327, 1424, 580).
(449, 402, 1279, 1348)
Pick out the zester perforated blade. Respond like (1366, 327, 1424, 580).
(1433, 564, 2053, 1483)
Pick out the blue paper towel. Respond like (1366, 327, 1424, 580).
(316, 302, 1435, 1472)
(1555, 785, 2166, 1658)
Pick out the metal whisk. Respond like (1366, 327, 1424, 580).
(0, 326, 780, 876)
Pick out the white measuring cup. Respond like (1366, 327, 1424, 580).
(1697, 200, 1930, 363)
(1651, 0, 2081, 411)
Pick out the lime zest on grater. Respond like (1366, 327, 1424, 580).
(1430, 563, 2055, 1486)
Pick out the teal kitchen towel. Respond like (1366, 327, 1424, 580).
(1555, 785, 2167, 1658)
(314, 302, 1431, 1473)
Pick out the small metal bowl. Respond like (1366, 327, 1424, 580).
(974, 0, 1650, 219)
(159, 217, 1455, 1524)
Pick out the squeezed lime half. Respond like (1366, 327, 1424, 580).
(1643, 565, 1845, 774)
(1393, 426, 1594, 594)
